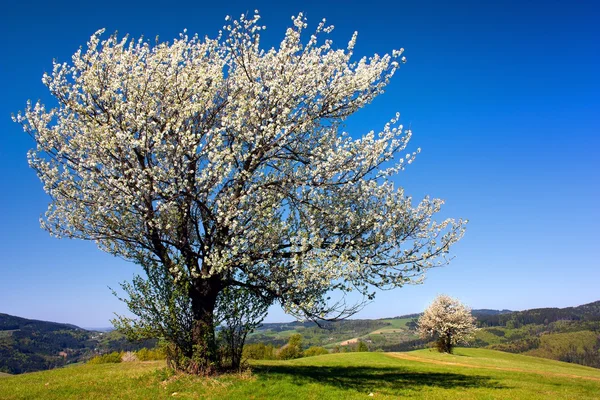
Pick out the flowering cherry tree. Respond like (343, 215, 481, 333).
(418, 295, 477, 353)
(15, 12, 466, 372)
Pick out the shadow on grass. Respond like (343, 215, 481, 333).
(252, 365, 505, 395)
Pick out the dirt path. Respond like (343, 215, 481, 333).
(387, 353, 600, 382)
(339, 338, 359, 346)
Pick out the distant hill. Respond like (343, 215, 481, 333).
(475, 301, 600, 327)
(0, 314, 154, 374)
(249, 301, 600, 370)
(81, 327, 114, 332)
(386, 313, 422, 320)
(0, 313, 93, 374)
(469, 301, 600, 369)
(0, 313, 83, 331)
(2, 300, 599, 374)
(472, 309, 513, 316)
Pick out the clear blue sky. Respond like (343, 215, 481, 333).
(1, 0, 598, 328)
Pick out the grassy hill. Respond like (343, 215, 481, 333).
(0, 348, 599, 399)
(248, 302, 600, 369)
(471, 302, 600, 368)
(3, 300, 599, 374)
(0, 314, 155, 374)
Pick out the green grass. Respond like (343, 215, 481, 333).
(379, 317, 413, 329)
(0, 349, 599, 399)
(400, 348, 600, 379)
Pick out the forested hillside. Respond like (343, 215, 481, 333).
(248, 302, 600, 369)
(3, 300, 599, 374)
(476, 301, 600, 327)
(0, 314, 154, 374)
(471, 301, 600, 368)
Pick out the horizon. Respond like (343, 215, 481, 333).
(1, 0, 599, 327)
(4, 297, 598, 331)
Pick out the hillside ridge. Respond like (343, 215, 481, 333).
(2, 299, 599, 375)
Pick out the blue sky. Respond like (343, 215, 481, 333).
(1, 0, 598, 327)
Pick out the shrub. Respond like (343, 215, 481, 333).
(304, 346, 329, 357)
(288, 334, 302, 348)
(277, 344, 302, 360)
(87, 352, 123, 364)
(356, 341, 369, 352)
(242, 343, 275, 360)
(275, 334, 304, 360)
(136, 347, 166, 361)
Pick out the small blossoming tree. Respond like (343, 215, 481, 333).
(418, 295, 477, 353)
(15, 12, 466, 373)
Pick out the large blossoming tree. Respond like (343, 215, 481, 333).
(418, 294, 478, 353)
(15, 12, 466, 372)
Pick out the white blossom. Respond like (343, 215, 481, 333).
(14, 14, 466, 321)
(417, 295, 478, 352)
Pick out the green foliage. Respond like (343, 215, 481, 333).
(486, 328, 505, 337)
(475, 301, 600, 328)
(0, 313, 168, 374)
(277, 344, 302, 360)
(216, 286, 272, 370)
(0, 313, 80, 332)
(436, 338, 451, 353)
(111, 263, 194, 365)
(135, 348, 166, 361)
(356, 341, 369, 352)
(559, 344, 600, 369)
(242, 343, 276, 360)
(533, 331, 598, 355)
(287, 334, 302, 348)
(247, 319, 389, 348)
(303, 346, 329, 357)
(470, 318, 600, 370)
(113, 262, 272, 373)
(87, 352, 123, 364)
(276, 334, 304, 360)
(0, 314, 102, 374)
(524, 331, 600, 368)
(489, 338, 540, 353)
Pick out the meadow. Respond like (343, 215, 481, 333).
(1, 348, 599, 399)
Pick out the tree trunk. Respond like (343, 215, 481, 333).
(446, 334, 453, 354)
(187, 277, 221, 375)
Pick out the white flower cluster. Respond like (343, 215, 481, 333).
(15, 12, 466, 320)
